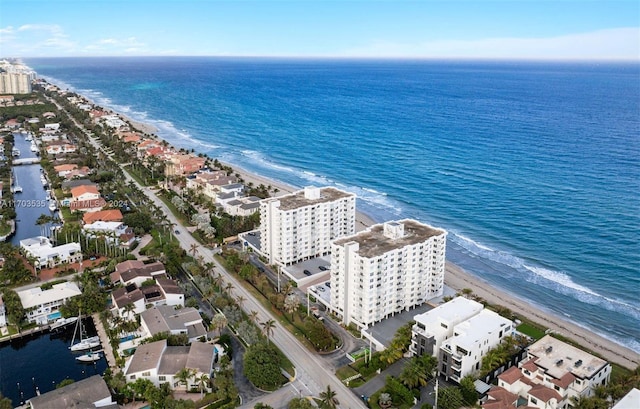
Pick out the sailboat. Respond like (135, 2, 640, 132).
(69, 314, 100, 351)
(76, 351, 102, 363)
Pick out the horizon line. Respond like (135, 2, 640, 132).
(6, 55, 640, 63)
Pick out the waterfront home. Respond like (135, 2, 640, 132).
(140, 305, 206, 343)
(19, 236, 82, 270)
(439, 309, 514, 383)
(221, 195, 261, 216)
(613, 388, 640, 409)
(0, 294, 6, 327)
(82, 209, 123, 224)
(112, 286, 146, 319)
(111, 277, 184, 321)
(71, 185, 100, 202)
(17, 281, 82, 325)
(124, 339, 215, 391)
(61, 178, 97, 192)
(101, 114, 127, 129)
(63, 166, 91, 180)
(45, 141, 77, 155)
(410, 296, 485, 358)
(83, 221, 132, 244)
(484, 335, 611, 409)
(54, 163, 78, 177)
(27, 374, 116, 409)
(164, 153, 206, 176)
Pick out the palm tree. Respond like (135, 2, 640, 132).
(399, 357, 429, 389)
(319, 385, 339, 409)
(378, 392, 392, 409)
(175, 367, 195, 390)
(189, 243, 199, 257)
(212, 273, 224, 294)
(197, 373, 210, 398)
(236, 295, 246, 308)
(248, 310, 259, 324)
(224, 282, 234, 295)
(211, 312, 228, 337)
(261, 319, 276, 343)
(122, 302, 136, 321)
(284, 294, 299, 320)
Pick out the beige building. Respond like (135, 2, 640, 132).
(331, 219, 446, 329)
(0, 72, 32, 94)
(260, 186, 356, 265)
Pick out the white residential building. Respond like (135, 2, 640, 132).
(83, 221, 130, 241)
(439, 309, 514, 383)
(410, 296, 484, 357)
(124, 339, 215, 390)
(19, 236, 82, 269)
(492, 335, 612, 408)
(17, 282, 82, 325)
(0, 294, 6, 327)
(331, 219, 446, 329)
(0, 72, 32, 94)
(260, 186, 356, 265)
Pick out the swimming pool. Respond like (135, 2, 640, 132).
(47, 311, 61, 320)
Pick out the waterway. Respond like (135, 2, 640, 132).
(0, 318, 106, 406)
(9, 132, 55, 244)
(1, 133, 107, 407)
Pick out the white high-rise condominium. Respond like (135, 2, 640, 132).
(331, 219, 447, 329)
(259, 186, 356, 265)
(0, 72, 32, 94)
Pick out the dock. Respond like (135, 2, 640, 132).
(91, 313, 118, 371)
(0, 325, 50, 344)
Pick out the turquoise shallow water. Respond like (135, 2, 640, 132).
(26, 57, 640, 352)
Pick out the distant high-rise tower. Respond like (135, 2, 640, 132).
(0, 72, 32, 94)
(331, 219, 447, 328)
(259, 186, 356, 265)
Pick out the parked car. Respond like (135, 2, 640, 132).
(303, 269, 312, 276)
(319, 265, 329, 271)
(174, 230, 180, 234)
(325, 282, 331, 288)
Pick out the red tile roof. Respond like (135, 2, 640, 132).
(528, 384, 562, 402)
(498, 366, 523, 385)
(83, 209, 123, 224)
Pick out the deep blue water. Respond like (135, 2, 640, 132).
(24, 57, 640, 353)
(0, 319, 105, 406)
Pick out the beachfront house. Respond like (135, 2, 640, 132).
(439, 309, 515, 383)
(410, 296, 485, 357)
(17, 281, 82, 325)
(331, 219, 446, 329)
(19, 236, 82, 270)
(484, 335, 611, 409)
(260, 186, 356, 266)
(123, 339, 215, 391)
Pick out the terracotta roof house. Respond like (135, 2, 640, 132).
(83, 209, 124, 224)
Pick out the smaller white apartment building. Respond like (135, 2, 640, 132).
(411, 296, 484, 357)
(439, 309, 514, 383)
(17, 282, 82, 325)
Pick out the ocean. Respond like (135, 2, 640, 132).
(24, 57, 640, 353)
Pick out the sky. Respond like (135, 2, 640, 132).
(0, 0, 638, 60)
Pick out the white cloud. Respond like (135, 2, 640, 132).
(341, 28, 640, 60)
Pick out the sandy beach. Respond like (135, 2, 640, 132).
(126, 115, 639, 370)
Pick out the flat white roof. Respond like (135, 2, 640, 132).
(17, 282, 82, 309)
(446, 309, 513, 349)
(414, 296, 484, 328)
(20, 236, 81, 259)
(613, 388, 640, 409)
(83, 221, 124, 231)
(528, 335, 609, 380)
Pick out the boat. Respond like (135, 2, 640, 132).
(69, 313, 101, 351)
(76, 351, 102, 363)
(12, 174, 22, 193)
(50, 316, 78, 331)
(49, 201, 58, 212)
(12, 148, 20, 157)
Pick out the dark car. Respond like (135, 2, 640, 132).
(325, 282, 331, 288)
(174, 230, 180, 234)
(303, 269, 312, 276)
(319, 265, 329, 271)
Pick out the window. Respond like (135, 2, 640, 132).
(530, 397, 537, 404)
(142, 371, 151, 377)
(130, 375, 136, 380)
(159, 376, 166, 381)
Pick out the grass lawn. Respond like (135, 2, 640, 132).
(516, 321, 547, 340)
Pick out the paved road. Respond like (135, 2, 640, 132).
(53, 99, 366, 409)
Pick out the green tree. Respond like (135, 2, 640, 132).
(284, 294, 299, 320)
(211, 312, 228, 337)
(56, 378, 75, 388)
(255, 404, 274, 409)
(437, 387, 465, 409)
(0, 392, 11, 409)
(318, 385, 339, 409)
(459, 376, 477, 405)
(196, 373, 209, 398)
(288, 397, 314, 409)
(243, 342, 284, 390)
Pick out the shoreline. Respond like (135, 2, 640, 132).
(79, 93, 638, 370)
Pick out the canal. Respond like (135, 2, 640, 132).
(1, 132, 107, 406)
(9, 132, 54, 244)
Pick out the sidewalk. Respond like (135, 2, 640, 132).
(92, 312, 118, 371)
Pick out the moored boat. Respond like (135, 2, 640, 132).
(76, 351, 102, 362)
(50, 316, 78, 331)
